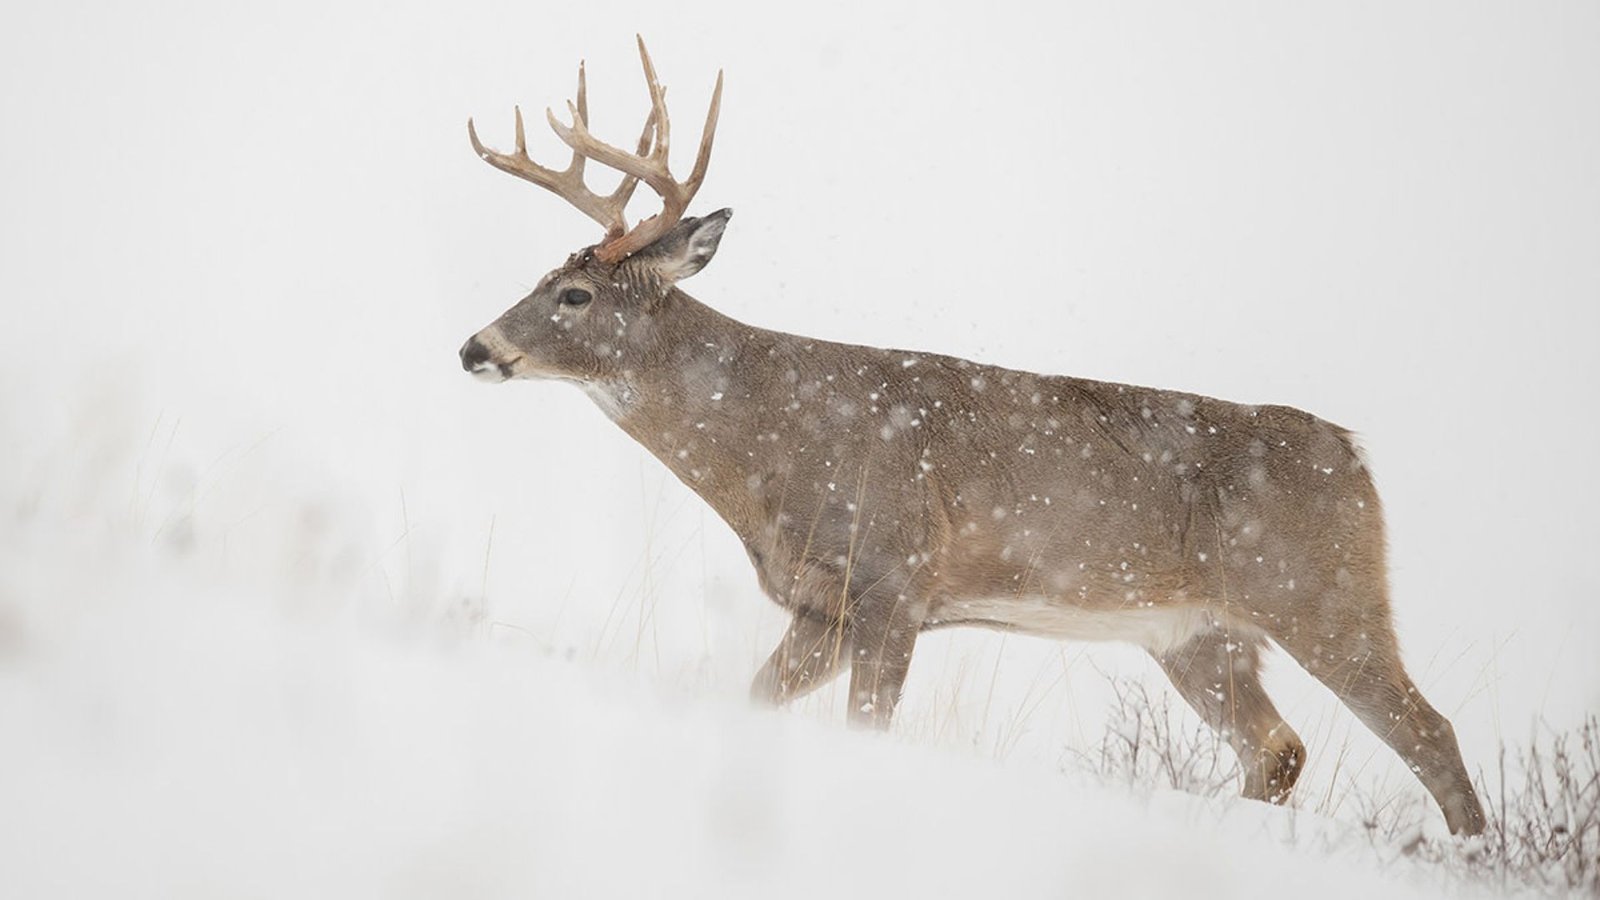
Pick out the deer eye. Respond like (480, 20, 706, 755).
(560, 287, 592, 307)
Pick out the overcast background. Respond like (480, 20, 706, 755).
(2, 2, 1596, 896)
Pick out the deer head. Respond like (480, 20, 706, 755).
(459, 37, 729, 386)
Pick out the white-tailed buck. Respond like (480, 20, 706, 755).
(460, 38, 1486, 835)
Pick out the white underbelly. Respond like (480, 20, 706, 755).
(934, 596, 1209, 653)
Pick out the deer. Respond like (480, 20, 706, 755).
(458, 37, 1487, 836)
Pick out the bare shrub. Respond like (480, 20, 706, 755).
(1471, 716, 1598, 894)
(1065, 674, 1240, 799)
(1365, 716, 1600, 895)
(1068, 673, 1600, 895)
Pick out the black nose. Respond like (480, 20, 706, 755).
(460, 337, 490, 372)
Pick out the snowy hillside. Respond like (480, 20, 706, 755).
(0, 482, 1500, 899)
(2, 1, 1596, 897)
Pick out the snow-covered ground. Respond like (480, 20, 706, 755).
(2, 2, 1596, 897)
(0, 500, 1497, 900)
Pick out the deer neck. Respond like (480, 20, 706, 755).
(579, 290, 784, 535)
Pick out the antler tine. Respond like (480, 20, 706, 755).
(567, 63, 588, 179)
(685, 70, 723, 196)
(636, 35, 671, 166)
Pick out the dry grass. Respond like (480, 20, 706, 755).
(1064, 674, 1242, 799)
(1067, 673, 1600, 896)
(1331, 716, 1599, 896)
(1468, 719, 1598, 894)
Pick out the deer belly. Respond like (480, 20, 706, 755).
(933, 596, 1208, 652)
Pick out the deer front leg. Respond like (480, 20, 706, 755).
(750, 612, 852, 706)
(844, 593, 926, 730)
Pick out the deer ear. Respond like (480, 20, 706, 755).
(641, 208, 731, 282)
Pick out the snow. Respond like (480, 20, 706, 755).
(2, 1, 1597, 897)
(0, 503, 1483, 899)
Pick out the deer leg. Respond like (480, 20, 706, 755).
(844, 593, 926, 730)
(750, 612, 852, 706)
(1152, 628, 1305, 803)
(1264, 609, 1486, 835)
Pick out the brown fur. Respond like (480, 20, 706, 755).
(462, 214, 1486, 835)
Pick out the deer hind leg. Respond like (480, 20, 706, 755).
(1263, 602, 1487, 836)
(750, 612, 853, 706)
(1153, 626, 1305, 803)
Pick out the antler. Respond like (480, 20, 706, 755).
(467, 62, 656, 241)
(469, 36, 724, 264)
